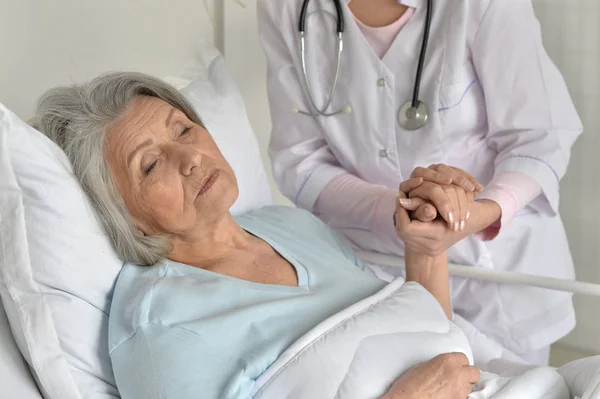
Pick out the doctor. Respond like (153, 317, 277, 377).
(257, 0, 582, 365)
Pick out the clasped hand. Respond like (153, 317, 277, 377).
(393, 164, 497, 256)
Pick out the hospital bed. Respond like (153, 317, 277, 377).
(1, 1, 599, 398)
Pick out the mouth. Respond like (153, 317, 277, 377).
(197, 169, 220, 197)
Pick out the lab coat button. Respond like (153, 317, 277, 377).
(377, 78, 386, 87)
(379, 149, 389, 158)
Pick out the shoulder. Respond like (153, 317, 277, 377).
(257, 0, 297, 24)
(108, 260, 171, 350)
(452, 0, 535, 27)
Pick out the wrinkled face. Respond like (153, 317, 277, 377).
(105, 96, 238, 238)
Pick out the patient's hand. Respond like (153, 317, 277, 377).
(400, 165, 481, 231)
(395, 198, 501, 256)
(393, 176, 472, 255)
(382, 353, 480, 399)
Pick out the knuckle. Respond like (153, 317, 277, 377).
(439, 353, 454, 363)
(432, 185, 446, 196)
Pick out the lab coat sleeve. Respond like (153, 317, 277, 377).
(257, 0, 347, 209)
(110, 324, 251, 399)
(315, 173, 399, 237)
(470, 0, 583, 215)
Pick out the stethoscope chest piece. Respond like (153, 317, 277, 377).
(398, 100, 429, 131)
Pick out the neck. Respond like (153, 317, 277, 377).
(349, 0, 408, 27)
(168, 213, 253, 267)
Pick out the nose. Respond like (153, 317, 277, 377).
(177, 146, 202, 176)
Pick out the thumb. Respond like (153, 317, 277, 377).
(398, 196, 427, 211)
(412, 203, 437, 222)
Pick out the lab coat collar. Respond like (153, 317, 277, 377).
(344, 0, 423, 8)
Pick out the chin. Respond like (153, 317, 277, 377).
(195, 177, 238, 213)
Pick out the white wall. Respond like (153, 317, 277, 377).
(224, 1, 600, 354)
(223, 0, 291, 206)
(533, 0, 600, 355)
(0, 0, 216, 119)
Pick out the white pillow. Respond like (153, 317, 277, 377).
(0, 298, 42, 399)
(0, 51, 272, 398)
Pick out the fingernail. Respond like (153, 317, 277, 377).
(448, 212, 455, 223)
(424, 207, 434, 217)
(466, 211, 471, 220)
(399, 198, 412, 205)
(466, 182, 475, 191)
(454, 222, 459, 231)
(476, 184, 484, 191)
(460, 220, 465, 231)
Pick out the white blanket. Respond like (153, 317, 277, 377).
(251, 280, 600, 399)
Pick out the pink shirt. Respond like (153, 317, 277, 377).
(315, 6, 543, 240)
(351, 7, 416, 59)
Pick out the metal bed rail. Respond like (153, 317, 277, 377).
(357, 251, 600, 298)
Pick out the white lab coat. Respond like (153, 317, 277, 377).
(257, 0, 583, 356)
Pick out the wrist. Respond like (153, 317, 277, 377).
(468, 199, 501, 233)
(405, 251, 447, 280)
(405, 250, 442, 269)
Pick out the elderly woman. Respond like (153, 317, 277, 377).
(33, 72, 480, 399)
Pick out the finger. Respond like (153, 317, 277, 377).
(398, 196, 428, 211)
(464, 366, 481, 384)
(462, 383, 474, 397)
(434, 164, 476, 192)
(444, 186, 462, 231)
(455, 187, 468, 231)
(400, 218, 447, 240)
(442, 186, 460, 231)
(449, 352, 470, 366)
(411, 167, 452, 185)
(465, 191, 475, 220)
(412, 203, 437, 222)
(394, 200, 412, 233)
(408, 182, 455, 224)
(399, 177, 424, 194)
(451, 166, 484, 192)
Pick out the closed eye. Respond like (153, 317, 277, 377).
(180, 127, 191, 137)
(144, 160, 158, 176)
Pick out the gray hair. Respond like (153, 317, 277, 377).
(31, 71, 203, 265)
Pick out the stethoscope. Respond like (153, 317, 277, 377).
(297, 0, 433, 130)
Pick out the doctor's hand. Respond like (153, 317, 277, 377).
(394, 193, 501, 256)
(398, 177, 475, 232)
(381, 353, 480, 399)
(406, 164, 483, 230)
(411, 164, 484, 193)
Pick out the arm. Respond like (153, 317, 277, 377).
(315, 174, 399, 236)
(110, 324, 249, 399)
(471, 0, 582, 216)
(476, 171, 542, 239)
(405, 251, 452, 319)
(315, 167, 481, 238)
